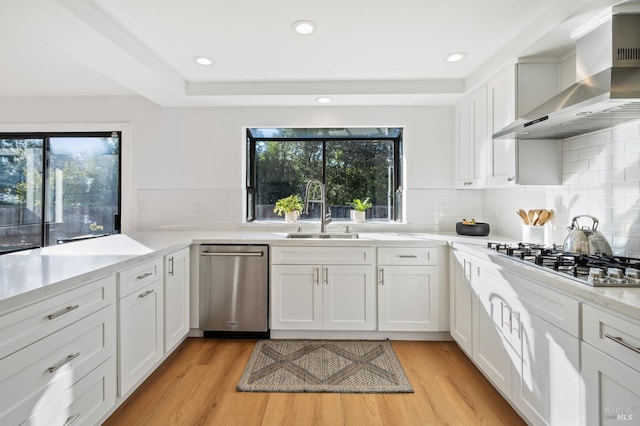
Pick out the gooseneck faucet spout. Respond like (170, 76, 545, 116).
(304, 179, 332, 233)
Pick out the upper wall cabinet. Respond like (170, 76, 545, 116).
(487, 62, 562, 186)
(455, 85, 488, 189)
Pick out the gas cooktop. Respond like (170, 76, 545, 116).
(487, 242, 640, 287)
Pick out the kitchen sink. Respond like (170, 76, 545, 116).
(286, 232, 359, 239)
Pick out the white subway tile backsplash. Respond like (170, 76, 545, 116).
(612, 121, 640, 142)
(579, 146, 600, 160)
(599, 169, 625, 182)
(578, 170, 600, 184)
(587, 156, 611, 170)
(564, 160, 588, 173)
(588, 130, 611, 146)
(626, 166, 640, 181)
(626, 139, 640, 153)
(486, 120, 640, 256)
(601, 141, 625, 156)
(562, 149, 579, 162)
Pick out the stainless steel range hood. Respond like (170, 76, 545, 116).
(494, 12, 640, 140)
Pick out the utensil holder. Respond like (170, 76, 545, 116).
(522, 225, 545, 245)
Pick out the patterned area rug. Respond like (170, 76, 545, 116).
(237, 340, 413, 393)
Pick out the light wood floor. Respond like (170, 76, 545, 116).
(103, 338, 525, 426)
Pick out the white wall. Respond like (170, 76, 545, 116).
(483, 120, 640, 257)
(1, 96, 483, 232)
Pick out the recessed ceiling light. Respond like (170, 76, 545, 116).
(445, 52, 467, 63)
(193, 56, 214, 66)
(316, 96, 332, 104)
(291, 20, 316, 35)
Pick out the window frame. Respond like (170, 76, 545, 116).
(246, 128, 403, 222)
(0, 131, 122, 253)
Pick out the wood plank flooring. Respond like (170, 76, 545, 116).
(103, 338, 526, 426)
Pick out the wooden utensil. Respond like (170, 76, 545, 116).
(528, 210, 535, 225)
(517, 209, 529, 224)
(537, 210, 550, 226)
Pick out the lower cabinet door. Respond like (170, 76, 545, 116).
(164, 248, 190, 353)
(450, 252, 473, 353)
(119, 279, 163, 396)
(514, 313, 580, 426)
(271, 265, 322, 330)
(324, 265, 376, 330)
(21, 357, 116, 426)
(378, 265, 438, 331)
(582, 342, 640, 426)
(473, 276, 516, 398)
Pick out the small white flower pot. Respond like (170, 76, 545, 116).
(351, 210, 366, 223)
(284, 211, 299, 223)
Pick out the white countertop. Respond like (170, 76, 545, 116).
(1, 230, 638, 319)
(451, 242, 640, 319)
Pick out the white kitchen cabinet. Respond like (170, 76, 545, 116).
(455, 85, 488, 188)
(270, 247, 376, 331)
(377, 247, 440, 332)
(0, 275, 116, 425)
(117, 258, 164, 396)
(270, 264, 375, 330)
(449, 249, 474, 356)
(582, 304, 640, 426)
(164, 247, 190, 353)
(458, 246, 581, 425)
(487, 62, 562, 186)
(473, 266, 516, 398)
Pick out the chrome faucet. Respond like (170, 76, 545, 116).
(304, 179, 332, 233)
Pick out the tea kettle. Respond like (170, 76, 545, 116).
(562, 215, 612, 255)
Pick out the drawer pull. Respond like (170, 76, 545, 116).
(63, 412, 80, 426)
(605, 334, 640, 354)
(398, 255, 418, 259)
(47, 305, 80, 320)
(48, 352, 80, 373)
(138, 289, 155, 298)
(136, 271, 154, 280)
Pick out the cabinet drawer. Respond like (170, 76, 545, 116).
(583, 304, 640, 371)
(118, 257, 163, 298)
(377, 247, 438, 265)
(0, 274, 115, 360)
(499, 268, 580, 337)
(271, 246, 374, 265)
(0, 305, 115, 424)
(21, 357, 116, 426)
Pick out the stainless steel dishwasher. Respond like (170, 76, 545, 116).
(199, 244, 269, 338)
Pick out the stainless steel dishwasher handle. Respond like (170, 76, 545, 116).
(201, 252, 264, 257)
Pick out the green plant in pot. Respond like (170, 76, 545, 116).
(274, 195, 304, 223)
(349, 197, 372, 223)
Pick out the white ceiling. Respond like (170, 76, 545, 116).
(0, 0, 626, 107)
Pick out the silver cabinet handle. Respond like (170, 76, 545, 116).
(137, 272, 153, 280)
(315, 267, 319, 285)
(138, 289, 155, 298)
(323, 267, 328, 285)
(605, 334, 640, 354)
(379, 267, 384, 285)
(47, 305, 79, 320)
(168, 256, 174, 276)
(48, 352, 80, 373)
(63, 413, 80, 426)
(201, 252, 264, 257)
(398, 255, 418, 259)
(511, 310, 521, 339)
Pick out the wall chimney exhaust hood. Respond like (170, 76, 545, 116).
(494, 12, 640, 140)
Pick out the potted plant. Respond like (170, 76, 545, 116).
(274, 195, 304, 223)
(349, 197, 372, 223)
